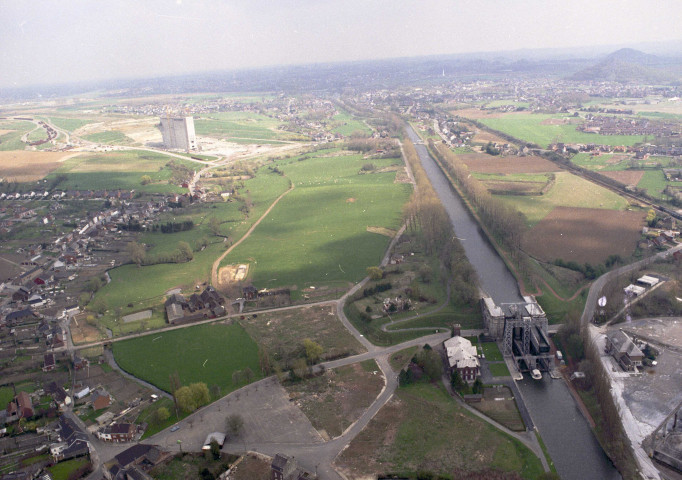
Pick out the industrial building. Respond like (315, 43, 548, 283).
(159, 116, 197, 151)
(482, 296, 553, 372)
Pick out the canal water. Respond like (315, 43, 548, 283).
(406, 125, 621, 479)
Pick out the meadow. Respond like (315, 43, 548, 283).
(220, 151, 411, 290)
(478, 114, 647, 148)
(112, 322, 261, 393)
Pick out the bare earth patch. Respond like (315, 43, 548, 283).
(240, 304, 366, 362)
(457, 154, 559, 174)
(284, 361, 384, 439)
(70, 315, 106, 344)
(523, 206, 645, 264)
(229, 453, 271, 480)
(482, 180, 546, 195)
(0, 130, 15, 136)
(219, 263, 248, 285)
(472, 129, 509, 144)
(366, 226, 396, 237)
(599, 170, 645, 186)
(0, 151, 82, 181)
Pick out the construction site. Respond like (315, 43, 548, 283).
(482, 296, 554, 372)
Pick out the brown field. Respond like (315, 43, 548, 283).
(0, 151, 81, 181)
(452, 108, 526, 119)
(0, 130, 14, 136)
(599, 170, 645, 186)
(458, 153, 560, 174)
(284, 360, 384, 439)
(471, 129, 509, 144)
(71, 316, 106, 344)
(522, 206, 645, 264)
(540, 118, 579, 126)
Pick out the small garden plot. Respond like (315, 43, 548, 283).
(522, 206, 645, 265)
(284, 360, 383, 439)
(471, 385, 526, 431)
(228, 453, 271, 480)
(149, 452, 238, 480)
(112, 323, 261, 394)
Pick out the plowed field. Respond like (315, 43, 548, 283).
(0, 151, 81, 181)
(458, 153, 560, 174)
(522, 206, 645, 264)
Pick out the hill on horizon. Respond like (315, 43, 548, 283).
(570, 48, 682, 84)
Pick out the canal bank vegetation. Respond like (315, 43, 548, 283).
(554, 316, 639, 479)
(426, 138, 591, 323)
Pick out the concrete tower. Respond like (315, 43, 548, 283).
(159, 116, 197, 151)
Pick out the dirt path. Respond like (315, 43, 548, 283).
(210, 180, 295, 288)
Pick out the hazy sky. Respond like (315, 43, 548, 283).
(1, 0, 681, 89)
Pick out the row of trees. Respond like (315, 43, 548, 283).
(402, 138, 479, 305)
(127, 240, 194, 267)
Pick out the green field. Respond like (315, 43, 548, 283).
(481, 342, 504, 362)
(46, 117, 95, 131)
(220, 151, 411, 290)
(95, 171, 290, 314)
(489, 363, 511, 377)
(195, 111, 303, 143)
(495, 171, 629, 225)
(46, 150, 195, 192)
(478, 114, 647, 148)
(0, 120, 35, 151)
(82, 130, 135, 145)
(112, 323, 261, 393)
(637, 170, 670, 200)
(331, 110, 372, 136)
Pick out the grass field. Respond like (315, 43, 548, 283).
(95, 171, 291, 316)
(496, 171, 629, 226)
(478, 114, 647, 148)
(220, 151, 411, 290)
(0, 120, 35, 151)
(336, 382, 545, 479)
(472, 385, 524, 431)
(46, 150, 195, 193)
(637, 169, 670, 200)
(46, 457, 90, 480)
(112, 322, 261, 394)
(489, 363, 511, 377)
(481, 342, 504, 362)
(195, 111, 303, 143)
(46, 117, 95, 131)
(331, 110, 372, 136)
(82, 130, 135, 145)
(389, 346, 419, 372)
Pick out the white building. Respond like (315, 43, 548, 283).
(159, 116, 197, 151)
(444, 336, 480, 382)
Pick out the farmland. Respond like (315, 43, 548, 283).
(458, 153, 559, 174)
(496, 171, 630, 226)
(45, 117, 95, 131)
(46, 150, 195, 192)
(476, 113, 647, 148)
(112, 322, 261, 394)
(219, 150, 411, 290)
(331, 109, 372, 136)
(335, 382, 545, 480)
(0, 150, 80, 182)
(521, 206, 645, 264)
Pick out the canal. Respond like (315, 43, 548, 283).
(406, 125, 620, 479)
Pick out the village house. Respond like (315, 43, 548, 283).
(6, 391, 34, 422)
(43, 353, 56, 372)
(91, 390, 112, 411)
(50, 415, 90, 462)
(98, 423, 136, 442)
(605, 330, 644, 372)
